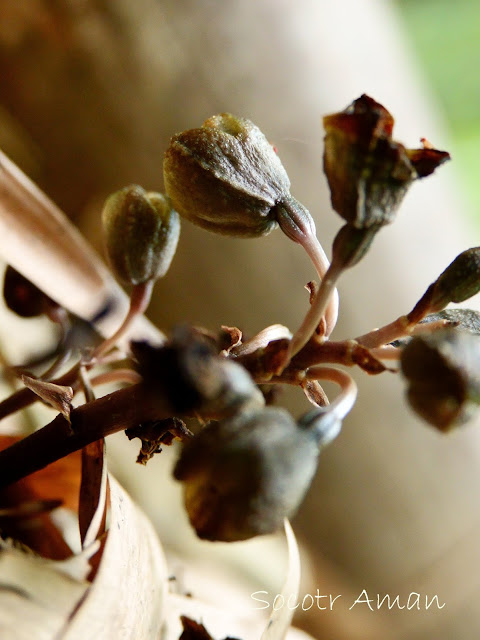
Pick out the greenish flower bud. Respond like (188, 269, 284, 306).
(323, 94, 450, 229)
(174, 406, 340, 541)
(401, 328, 480, 431)
(163, 113, 291, 238)
(102, 185, 180, 286)
(430, 248, 480, 311)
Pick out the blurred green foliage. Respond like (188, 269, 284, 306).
(398, 0, 480, 217)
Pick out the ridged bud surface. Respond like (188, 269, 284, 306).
(102, 185, 180, 286)
(164, 114, 291, 237)
(174, 407, 320, 541)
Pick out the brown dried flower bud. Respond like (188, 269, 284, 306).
(102, 185, 180, 286)
(174, 406, 340, 541)
(163, 113, 291, 238)
(323, 94, 450, 229)
(401, 328, 480, 431)
(132, 328, 264, 415)
(3, 266, 61, 319)
(429, 247, 480, 311)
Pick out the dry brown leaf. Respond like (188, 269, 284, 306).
(79, 439, 107, 548)
(62, 476, 168, 639)
(0, 475, 168, 639)
(0, 435, 80, 559)
(0, 435, 81, 512)
(0, 546, 90, 640)
(78, 435, 109, 583)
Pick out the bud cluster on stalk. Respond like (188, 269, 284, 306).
(7, 93, 480, 548)
(96, 95, 480, 541)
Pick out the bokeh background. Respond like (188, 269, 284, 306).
(399, 0, 480, 219)
(0, 1, 479, 638)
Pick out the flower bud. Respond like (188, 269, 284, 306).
(430, 248, 480, 311)
(132, 327, 264, 415)
(323, 94, 450, 229)
(401, 328, 480, 431)
(3, 266, 61, 318)
(102, 185, 180, 286)
(331, 223, 379, 269)
(174, 406, 340, 541)
(163, 113, 291, 238)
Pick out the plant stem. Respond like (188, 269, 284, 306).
(287, 260, 343, 359)
(369, 345, 401, 360)
(355, 283, 436, 348)
(0, 383, 170, 488)
(92, 280, 154, 360)
(300, 232, 340, 338)
(355, 315, 411, 349)
(275, 195, 339, 345)
(90, 369, 142, 387)
(306, 366, 357, 422)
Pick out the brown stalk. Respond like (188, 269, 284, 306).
(0, 383, 169, 488)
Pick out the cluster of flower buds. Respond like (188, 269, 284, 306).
(96, 96, 478, 545)
(4, 93, 480, 551)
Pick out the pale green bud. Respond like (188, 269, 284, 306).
(163, 114, 290, 238)
(102, 185, 180, 286)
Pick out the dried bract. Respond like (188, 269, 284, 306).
(323, 94, 450, 229)
(102, 185, 180, 286)
(401, 328, 480, 431)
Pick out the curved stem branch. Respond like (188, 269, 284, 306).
(306, 366, 357, 422)
(92, 280, 154, 360)
(287, 260, 343, 359)
(300, 233, 340, 338)
(369, 345, 402, 361)
(275, 196, 339, 358)
(90, 369, 142, 387)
